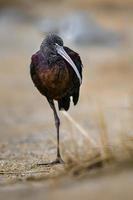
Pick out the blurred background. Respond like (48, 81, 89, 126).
(0, 0, 133, 199)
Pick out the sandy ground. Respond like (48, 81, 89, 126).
(0, 4, 133, 200)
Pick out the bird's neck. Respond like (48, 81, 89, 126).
(41, 48, 58, 65)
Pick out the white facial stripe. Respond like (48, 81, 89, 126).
(56, 44, 82, 85)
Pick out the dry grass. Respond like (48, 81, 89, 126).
(0, 109, 133, 186)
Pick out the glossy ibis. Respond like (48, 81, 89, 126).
(30, 34, 83, 165)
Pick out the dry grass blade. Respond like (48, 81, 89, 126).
(62, 111, 98, 148)
(96, 106, 114, 162)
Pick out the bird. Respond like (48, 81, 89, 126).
(30, 33, 83, 165)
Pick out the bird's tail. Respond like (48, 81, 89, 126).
(58, 96, 70, 111)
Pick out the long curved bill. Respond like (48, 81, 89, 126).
(56, 44, 82, 85)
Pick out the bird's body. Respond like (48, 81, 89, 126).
(31, 46, 82, 110)
(30, 34, 83, 164)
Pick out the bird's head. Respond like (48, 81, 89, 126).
(40, 34, 82, 85)
(40, 34, 63, 53)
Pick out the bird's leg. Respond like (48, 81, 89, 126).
(37, 99, 64, 166)
(49, 100, 64, 164)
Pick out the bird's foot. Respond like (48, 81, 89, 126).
(37, 157, 65, 166)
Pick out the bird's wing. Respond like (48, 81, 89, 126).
(57, 47, 83, 109)
(58, 96, 70, 111)
(64, 46, 83, 105)
(30, 53, 41, 86)
(30, 52, 48, 97)
(64, 46, 83, 81)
